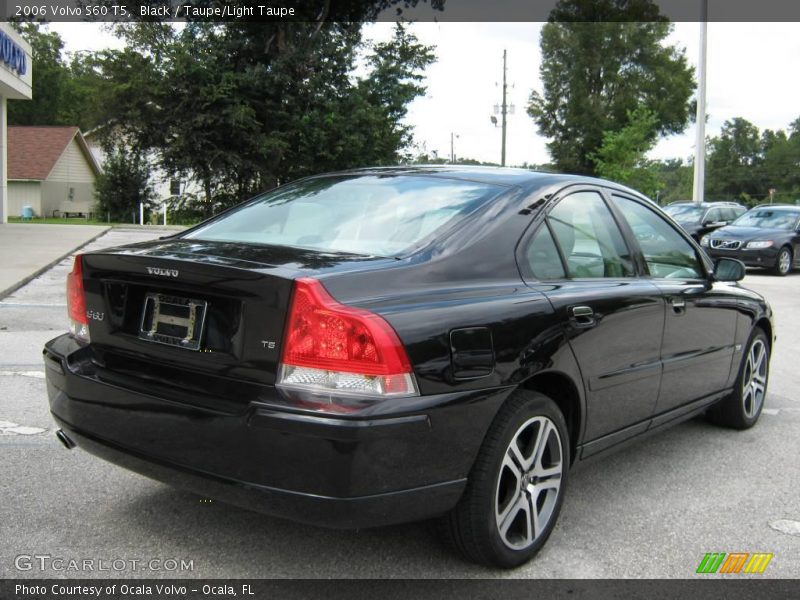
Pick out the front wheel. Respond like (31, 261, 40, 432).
(437, 391, 569, 568)
(708, 329, 770, 429)
(773, 247, 792, 276)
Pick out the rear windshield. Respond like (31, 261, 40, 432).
(184, 175, 505, 256)
(733, 209, 800, 230)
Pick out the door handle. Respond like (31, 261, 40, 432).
(569, 305, 596, 328)
(670, 298, 685, 308)
(669, 297, 686, 314)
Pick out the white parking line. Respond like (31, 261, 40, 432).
(0, 303, 67, 307)
(769, 519, 800, 537)
(0, 420, 47, 435)
(0, 370, 45, 379)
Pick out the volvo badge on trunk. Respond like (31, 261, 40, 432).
(147, 267, 179, 277)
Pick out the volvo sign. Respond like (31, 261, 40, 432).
(0, 29, 26, 76)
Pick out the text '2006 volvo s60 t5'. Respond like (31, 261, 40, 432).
(45, 167, 774, 568)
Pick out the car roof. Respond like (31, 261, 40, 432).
(667, 201, 743, 208)
(312, 165, 651, 197)
(751, 204, 800, 211)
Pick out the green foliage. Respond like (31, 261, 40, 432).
(7, 24, 103, 130)
(94, 141, 154, 222)
(8, 24, 69, 126)
(706, 118, 762, 199)
(97, 20, 435, 216)
(527, 0, 695, 175)
(590, 106, 662, 197)
(706, 117, 800, 204)
(652, 159, 692, 204)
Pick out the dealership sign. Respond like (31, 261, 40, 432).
(0, 29, 26, 76)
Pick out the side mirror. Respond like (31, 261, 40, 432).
(713, 257, 746, 282)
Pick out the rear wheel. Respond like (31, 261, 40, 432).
(773, 246, 792, 276)
(438, 391, 569, 568)
(708, 329, 770, 429)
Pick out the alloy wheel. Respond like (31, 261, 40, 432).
(495, 416, 563, 550)
(742, 339, 768, 419)
(778, 249, 792, 275)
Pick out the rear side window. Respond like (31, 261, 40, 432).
(612, 195, 703, 279)
(185, 175, 505, 257)
(547, 191, 634, 278)
(526, 224, 566, 280)
(704, 208, 721, 223)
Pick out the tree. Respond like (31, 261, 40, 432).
(99, 19, 435, 216)
(527, 0, 695, 175)
(8, 24, 72, 126)
(760, 128, 800, 196)
(706, 118, 764, 200)
(653, 158, 693, 204)
(357, 23, 436, 164)
(590, 106, 662, 197)
(7, 24, 110, 130)
(94, 141, 154, 222)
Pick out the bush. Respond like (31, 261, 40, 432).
(95, 142, 155, 222)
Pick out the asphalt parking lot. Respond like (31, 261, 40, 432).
(0, 228, 798, 579)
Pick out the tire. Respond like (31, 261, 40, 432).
(773, 246, 792, 276)
(437, 390, 570, 568)
(708, 329, 770, 430)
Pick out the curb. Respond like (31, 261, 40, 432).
(0, 227, 111, 301)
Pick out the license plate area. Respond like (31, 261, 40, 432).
(138, 293, 208, 351)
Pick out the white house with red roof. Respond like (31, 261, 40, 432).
(7, 126, 102, 218)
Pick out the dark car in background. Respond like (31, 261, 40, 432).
(701, 204, 800, 276)
(664, 201, 746, 241)
(44, 167, 774, 568)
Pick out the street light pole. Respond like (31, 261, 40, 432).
(501, 49, 508, 167)
(692, 0, 708, 204)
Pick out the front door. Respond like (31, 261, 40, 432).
(610, 194, 739, 414)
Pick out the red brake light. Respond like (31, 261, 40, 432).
(282, 278, 411, 376)
(67, 255, 90, 342)
(277, 278, 418, 400)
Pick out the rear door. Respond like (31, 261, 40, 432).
(520, 188, 665, 449)
(609, 194, 739, 416)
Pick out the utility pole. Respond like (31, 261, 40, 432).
(501, 49, 508, 167)
(450, 132, 458, 163)
(692, 0, 708, 204)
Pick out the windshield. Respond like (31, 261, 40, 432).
(664, 205, 704, 224)
(732, 209, 799, 230)
(184, 175, 506, 256)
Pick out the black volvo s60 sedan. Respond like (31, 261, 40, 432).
(701, 204, 800, 276)
(45, 167, 774, 568)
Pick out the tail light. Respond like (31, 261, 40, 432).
(277, 278, 418, 406)
(66, 255, 90, 343)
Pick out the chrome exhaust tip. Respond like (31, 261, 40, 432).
(55, 429, 76, 450)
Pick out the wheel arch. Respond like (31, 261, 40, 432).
(754, 317, 774, 351)
(519, 370, 583, 465)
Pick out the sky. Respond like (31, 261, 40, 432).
(49, 21, 800, 167)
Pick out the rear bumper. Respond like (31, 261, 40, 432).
(44, 334, 510, 528)
(52, 418, 466, 529)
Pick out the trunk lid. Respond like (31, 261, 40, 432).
(78, 238, 378, 413)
